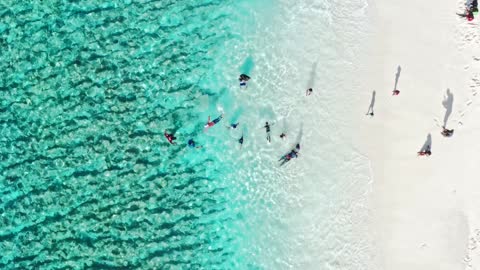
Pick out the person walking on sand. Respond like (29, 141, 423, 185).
(164, 130, 177, 145)
(204, 114, 224, 129)
(306, 88, 313, 96)
(263, 122, 272, 142)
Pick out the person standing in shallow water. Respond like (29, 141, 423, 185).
(238, 134, 244, 148)
(239, 74, 250, 88)
(306, 88, 313, 96)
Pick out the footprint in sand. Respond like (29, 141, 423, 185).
(468, 237, 477, 250)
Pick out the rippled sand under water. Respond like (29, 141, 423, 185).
(0, 0, 374, 269)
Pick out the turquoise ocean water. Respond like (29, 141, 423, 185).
(0, 0, 273, 268)
(1, 0, 375, 269)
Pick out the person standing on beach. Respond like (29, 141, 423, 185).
(417, 145, 432, 156)
(306, 88, 313, 96)
(280, 133, 287, 140)
(263, 122, 272, 142)
(441, 126, 454, 137)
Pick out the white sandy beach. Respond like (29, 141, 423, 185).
(358, 0, 480, 269)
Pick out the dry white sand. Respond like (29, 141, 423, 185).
(357, 0, 480, 269)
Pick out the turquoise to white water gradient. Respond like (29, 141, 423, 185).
(0, 0, 374, 269)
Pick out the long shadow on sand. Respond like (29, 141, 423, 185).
(442, 88, 454, 127)
(306, 62, 318, 89)
(419, 133, 432, 152)
(394, 65, 401, 90)
(366, 90, 376, 115)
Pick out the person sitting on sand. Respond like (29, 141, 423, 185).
(441, 127, 454, 137)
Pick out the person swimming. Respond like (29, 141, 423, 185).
(188, 139, 202, 149)
(279, 144, 301, 166)
(263, 122, 272, 142)
(164, 130, 177, 145)
(228, 122, 239, 129)
(204, 114, 224, 129)
(239, 74, 250, 88)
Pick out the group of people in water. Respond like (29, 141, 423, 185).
(164, 74, 308, 166)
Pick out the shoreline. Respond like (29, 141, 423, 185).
(358, 0, 480, 268)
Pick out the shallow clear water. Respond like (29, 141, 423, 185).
(0, 0, 373, 269)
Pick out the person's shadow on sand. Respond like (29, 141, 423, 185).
(418, 133, 432, 153)
(366, 90, 376, 116)
(442, 88, 454, 127)
(394, 65, 401, 90)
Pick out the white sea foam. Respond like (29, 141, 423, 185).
(210, 0, 376, 268)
